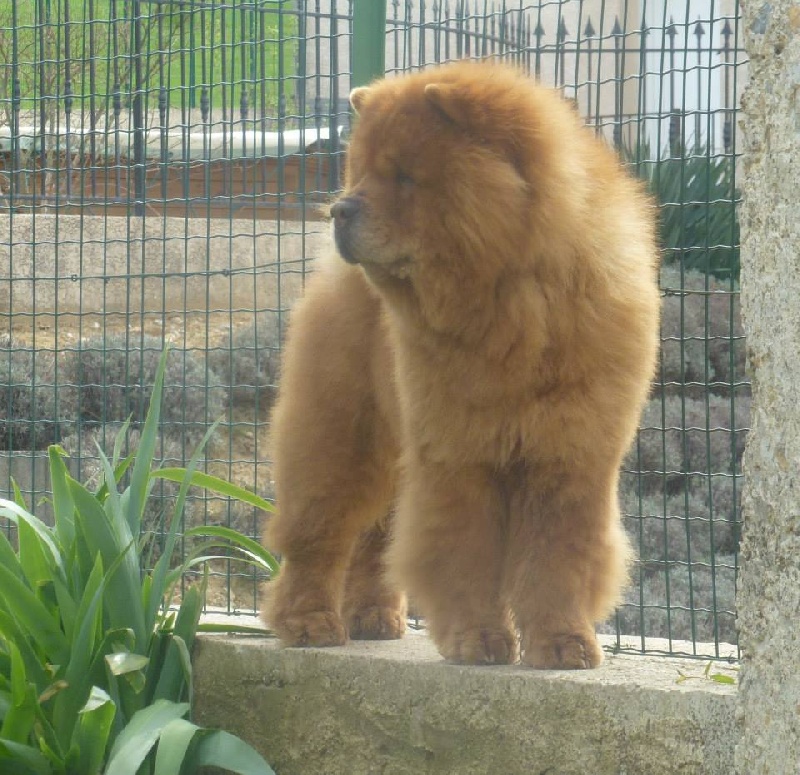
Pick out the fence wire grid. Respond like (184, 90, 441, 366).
(0, 0, 746, 659)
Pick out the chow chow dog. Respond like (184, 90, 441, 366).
(263, 60, 660, 669)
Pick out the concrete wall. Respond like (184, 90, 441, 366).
(736, 2, 800, 773)
(0, 214, 326, 325)
(194, 631, 738, 775)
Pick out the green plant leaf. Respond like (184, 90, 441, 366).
(53, 540, 138, 751)
(152, 581, 203, 705)
(184, 525, 279, 575)
(0, 739, 53, 775)
(10, 478, 29, 511)
(16, 518, 57, 601)
(52, 554, 106, 749)
(166, 553, 271, 591)
(152, 717, 200, 775)
(147, 577, 204, 707)
(34, 733, 65, 773)
(146, 424, 214, 636)
(69, 482, 145, 650)
(0, 530, 26, 585)
(94, 451, 135, 503)
(8, 639, 28, 705)
(86, 628, 135, 702)
(0, 641, 36, 744)
(0, 500, 64, 578)
(105, 652, 150, 677)
(104, 645, 150, 708)
(143, 630, 170, 709)
(48, 446, 76, 550)
(126, 348, 170, 539)
(196, 622, 273, 636)
(0, 611, 49, 691)
(0, 563, 68, 665)
(154, 469, 274, 514)
(104, 699, 190, 775)
(97, 442, 126, 537)
(65, 686, 116, 775)
(171, 580, 204, 649)
(51, 575, 78, 646)
(185, 728, 275, 775)
(709, 673, 736, 685)
(152, 632, 193, 709)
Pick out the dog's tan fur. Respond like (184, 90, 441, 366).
(263, 61, 660, 668)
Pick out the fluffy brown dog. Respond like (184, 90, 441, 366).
(264, 61, 660, 669)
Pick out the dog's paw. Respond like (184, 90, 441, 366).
(348, 606, 406, 640)
(440, 626, 519, 666)
(522, 633, 603, 670)
(276, 610, 347, 647)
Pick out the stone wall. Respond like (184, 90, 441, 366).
(736, 2, 800, 773)
(0, 214, 326, 322)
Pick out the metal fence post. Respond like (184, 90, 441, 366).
(131, 0, 145, 217)
(352, 0, 386, 88)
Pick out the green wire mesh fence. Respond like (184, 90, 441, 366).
(0, 0, 746, 658)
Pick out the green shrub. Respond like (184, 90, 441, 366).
(207, 312, 283, 407)
(626, 144, 741, 281)
(626, 393, 749, 492)
(621, 490, 737, 566)
(614, 556, 737, 645)
(620, 387, 746, 646)
(1, 336, 231, 453)
(616, 259, 747, 643)
(60, 424, 199, 561)
(0, 348, 278, 774)
(60, 334, 228, 446)
(0, 344, 68, 450)
(658, 266, 745, 393)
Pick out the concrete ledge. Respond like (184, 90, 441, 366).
(193, 630, 738, 775)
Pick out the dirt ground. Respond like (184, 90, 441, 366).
(8, 307, 258, 352)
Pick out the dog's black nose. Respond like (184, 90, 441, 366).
(330, 198, 360, 221)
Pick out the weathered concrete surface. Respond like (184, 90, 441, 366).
(194, 631, 737, 775)
(737, 2, 800, 774)
(0, 214, 325, 318)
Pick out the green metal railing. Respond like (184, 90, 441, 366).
(352, 0, 386, 87)
(0, 0, 746, 659)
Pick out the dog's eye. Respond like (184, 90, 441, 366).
(396, 170, 414, 186)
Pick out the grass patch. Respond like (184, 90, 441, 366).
(0, 0, 299, 120)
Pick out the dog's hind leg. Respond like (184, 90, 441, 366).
(343, 514, 407, 640)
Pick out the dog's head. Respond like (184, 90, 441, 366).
(331, 61, 570, 281)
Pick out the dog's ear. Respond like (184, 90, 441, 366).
(424, 83, 473, 127)
(350, 86, 371, 114)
